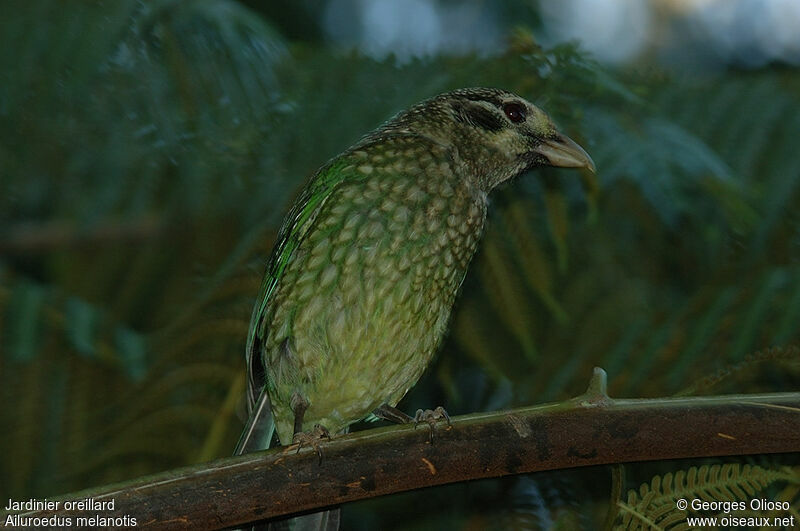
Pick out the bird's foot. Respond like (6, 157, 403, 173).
(372, 403, 451, 442)
(414, 406, 451, 442)
(291, 424, 330, 463)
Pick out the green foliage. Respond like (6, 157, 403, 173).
(1, 1, 799, 529)
(614, 464, 799, 530)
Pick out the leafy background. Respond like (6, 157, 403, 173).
(1, 0, 798, 528)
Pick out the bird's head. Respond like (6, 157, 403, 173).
(384, 87, 595, 191)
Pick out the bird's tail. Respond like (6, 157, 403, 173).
(235, 387, 275, 455)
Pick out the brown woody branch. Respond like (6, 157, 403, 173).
(9, 369, 800, 529)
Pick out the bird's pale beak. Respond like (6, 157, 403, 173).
(535, 133, 596, 173)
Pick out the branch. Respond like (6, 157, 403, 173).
(8, 369, 800, 529)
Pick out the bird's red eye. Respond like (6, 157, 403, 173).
(503, 102, 526, 123)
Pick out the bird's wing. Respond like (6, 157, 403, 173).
(238, 156, 365, 453)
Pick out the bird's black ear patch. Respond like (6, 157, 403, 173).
(452, 101, 506, 133)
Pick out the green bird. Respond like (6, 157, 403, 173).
(235, 87, 594, 528)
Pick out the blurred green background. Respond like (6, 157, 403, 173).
(1, 0, 798, 528)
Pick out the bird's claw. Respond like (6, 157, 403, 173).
(413, 406, 451, 442)
(292, 424, 331, 463)
(372, 403, 452, 442)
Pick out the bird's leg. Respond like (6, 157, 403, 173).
(290, 391, 309, 436)
(290, 392, 330, 463)
(372, 403, 414, 424)
(373, 403, 451, 442)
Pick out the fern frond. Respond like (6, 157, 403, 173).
(614, 464, 799, 530)
(677, 345, 800, 396)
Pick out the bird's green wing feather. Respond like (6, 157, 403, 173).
(244, 158, 362, 410)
